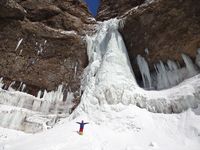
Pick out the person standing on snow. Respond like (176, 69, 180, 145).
(76, 120, 89, 135)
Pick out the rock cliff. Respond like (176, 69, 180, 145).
(0, 0, 95, 96)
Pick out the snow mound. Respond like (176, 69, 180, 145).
(4, 105, 200, 150)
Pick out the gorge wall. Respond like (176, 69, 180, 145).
(0, 0, 95, 97)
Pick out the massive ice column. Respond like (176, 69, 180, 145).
(72, 18, 200, 118)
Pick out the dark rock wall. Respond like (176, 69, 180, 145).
(97, 0, 145, 20)
(0, 0, 95, 96)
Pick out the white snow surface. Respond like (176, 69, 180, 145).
(2, 105, 200, 150)
(0, 19, 200, 150)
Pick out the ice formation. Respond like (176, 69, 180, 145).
(0, 18, 200, 134)
(136, 53, 199, 90)
(195, 48, 200, 67)
(144, 48, 149, 55)
(136, 55, 152, 89)
(0, 81, 75, 132)
(182, 54, 199, 77)
(15, 38, 23, 51)
(71, 19, 200, 119)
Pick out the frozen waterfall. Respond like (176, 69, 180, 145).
(72, 19, 200, 119)
(1, 18, 200, 133)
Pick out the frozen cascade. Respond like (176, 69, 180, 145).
(1, 18, 200, 134)
(72, 19, 200, 119)
(136, 55, 152, 89)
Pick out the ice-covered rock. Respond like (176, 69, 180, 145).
(0, 85, 74, 133)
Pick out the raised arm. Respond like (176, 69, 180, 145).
(76, 122, 81, 124)
(84, 122, 89, 125)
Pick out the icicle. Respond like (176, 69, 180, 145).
(181, 54, 198, 77)
(166, 60, 180, 85)
(40, 85, 64, 113)
(0, 77, 4, 88)
(44, 40, 47, 45)
(17, 82, 23, 91)
(8, 81, 15, 91)
(21, 84, 26, 92)
(167, 60, 178, 71)
(37, 90, 42, 98)
(32, 100, 42, 111)
(42, 90, 47, 99)
(156, 61, 170, 89)
(136, 55, 152, 89)
(197, 48, 200, 55)
(19, 49, 23, 55)
(40, 100, 51, 114)
(15, 38, 23, 51)
(195, 48, 200, 68)
(74, 62, 78, 79)
(145, 48, 149, 55)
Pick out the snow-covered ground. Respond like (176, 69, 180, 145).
(1, 104, 200, 150)
(0, 19, 200, 150)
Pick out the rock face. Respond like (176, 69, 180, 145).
(0, 0, 95, 96)
(97, 0, 145, 20)
(0, 0, 25, 20)
(97, 0, 200, 81)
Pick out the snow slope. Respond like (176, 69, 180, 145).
(2, 105, 200, 150)
(0, 19, 200, 150)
